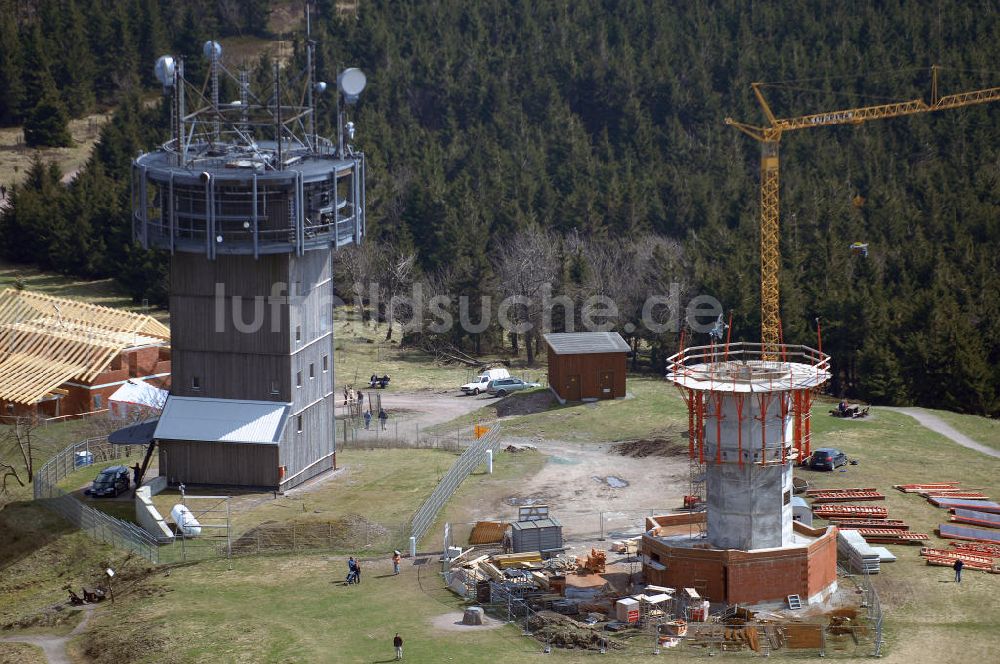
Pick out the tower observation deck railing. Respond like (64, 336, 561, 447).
(667, 341, 830, 391)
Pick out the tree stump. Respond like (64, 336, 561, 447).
(463, 606, 485, 626)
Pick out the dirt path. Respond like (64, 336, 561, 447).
(337, 390, 489, 429)
(0, 604, 96, 664)
(887, 407, 1000, 459)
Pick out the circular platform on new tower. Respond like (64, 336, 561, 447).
(666, 342, 830, 393)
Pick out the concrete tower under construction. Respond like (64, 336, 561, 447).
(643, 342, 838, 605)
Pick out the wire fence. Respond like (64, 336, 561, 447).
(860, 567, 884, 656)
(33, 439, 162, 563)
(32, 437, 137, 497)
(410, 424, 504, 544)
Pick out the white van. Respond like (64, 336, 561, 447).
(460, 367, 511, 395)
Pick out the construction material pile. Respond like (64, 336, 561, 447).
(812, 504, 888, 520)
(896, 481, 1000, 546)
(806, 488, 885, 503)
(919, 546, 1000, 573)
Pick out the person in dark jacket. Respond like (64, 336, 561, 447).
(393, 633, 403, 660)
(954, 558, 964, 583)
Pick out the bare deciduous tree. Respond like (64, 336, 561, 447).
(0, 415, 40, 494)
(493, 227, 560, 364)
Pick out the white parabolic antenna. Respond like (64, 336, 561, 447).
(154, 55, 175, 87)
(203, 41, 222, 60)
(338, 68, 366, 103)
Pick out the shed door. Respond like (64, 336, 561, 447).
(564, 375, 581, 401)
(599, 371, 615, 399)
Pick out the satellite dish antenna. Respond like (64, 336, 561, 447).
(154, 55, 176, 88)
(203, 41, 222, 60)
(337, 68, 366, 104)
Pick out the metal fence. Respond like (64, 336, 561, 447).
(410, 424, 504, 543)
(860, 567, 884, 656)
(32, 437, 138, 497)
(33, 441, 162, 563)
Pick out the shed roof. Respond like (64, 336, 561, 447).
(109, 379, 168, 408)
(0, 289, 169, 404)
(511, 518, 562, 530)
(543, 332, 630, 355)
(154, 396, 289, 444)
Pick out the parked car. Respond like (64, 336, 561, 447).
(460, 368, 511, 395)
(85, 465, 130, 497)
(808, 448, 847, 471)
(486, 377, 541, 397)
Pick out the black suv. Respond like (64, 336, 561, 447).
(85, 465, 130, 497)
(809, 448, 847, 471)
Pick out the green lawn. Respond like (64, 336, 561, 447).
(331, 312, 546, 392)
(431, 375, 688, 443)
(923, 408, 1000, 451)
(804, 406, 1000, 661)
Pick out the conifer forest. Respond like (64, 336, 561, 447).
(1, 1, 998, 414)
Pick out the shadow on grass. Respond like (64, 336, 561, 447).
(0, 500, 74, 572)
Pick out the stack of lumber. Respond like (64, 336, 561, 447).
(807, 488, 884, 502)
(828, 518, 908, 530)
(920, 547, 1000, 573)
(493, 551, 543, 569)
(924, 490, 991, 500)
(837, 530, 880, 574)
(813, 504, 888, 520)
(468, 521, 508, 544)
(854, 529, 929, 544)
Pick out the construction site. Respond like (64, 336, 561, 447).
(3, 7, 1000, 663)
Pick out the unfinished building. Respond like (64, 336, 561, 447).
(0, 289, 170, 420)
(643, 342, 838, 605)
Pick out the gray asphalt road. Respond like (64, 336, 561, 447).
(887, 407, 1000, 459)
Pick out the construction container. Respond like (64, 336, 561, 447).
(510, 518, 563, 553)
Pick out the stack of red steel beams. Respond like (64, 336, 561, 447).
(812, 504, 888, 519)
(807, 487, 878, 496)
(927, 497, 1000, 511)
(856, 529, 928, 544)
(922, 491, 990, 500)
(810, 490, 885, 503)
(920, 548, 998, 572)
(830, 519, 909, 530)
(950, 541, 1000, 556)
(894, 482, 960, 493)
(949, 508, 1000, 529)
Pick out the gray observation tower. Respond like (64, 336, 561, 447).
(128, 33, 367, 490)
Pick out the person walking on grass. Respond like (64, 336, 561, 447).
(363, 409, 372, 430)
(378, 408, 388, 431)
(393, 633, 403, 660)
(392, 550, 402, 575)
(954, 558, 964, 583)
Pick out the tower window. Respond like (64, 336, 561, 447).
(192, 376, 201, 391)
(309, 363, 315, 379)
(269, 380, 279, 395)
(296, 371, 302, 388)
(296, 415, 303, 433)
(322, 355, 329, 372)
(295, 325, 301, 343)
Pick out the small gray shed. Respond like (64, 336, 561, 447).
(510, 518, 564, 553)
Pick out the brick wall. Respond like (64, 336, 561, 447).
(642, 526, 838, 604)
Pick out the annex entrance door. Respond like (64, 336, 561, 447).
(598, 371, 615, 399)
(564, 375, 581, 401)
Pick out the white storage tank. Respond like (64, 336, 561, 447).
(170, 504, 201, 536)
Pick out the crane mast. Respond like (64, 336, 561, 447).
(726, 66, 1000, 353)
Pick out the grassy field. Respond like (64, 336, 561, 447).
(0, 260, 169, 323)
(805, 407, 1000, 662)
(0, 112, 110, 190)
(431, 375, 688, 444)
(920, 408, 1000, 451)
(331, 314, 546, 392)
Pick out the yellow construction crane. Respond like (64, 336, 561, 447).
(726, 66, 1000, 352)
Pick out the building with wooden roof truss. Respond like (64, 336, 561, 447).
(0, 289, 171, 419)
